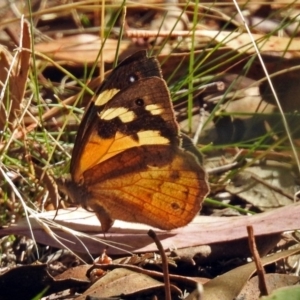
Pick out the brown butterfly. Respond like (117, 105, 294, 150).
(57, 51, 209, 232)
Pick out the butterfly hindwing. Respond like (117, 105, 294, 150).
(83, 144, 207, 231)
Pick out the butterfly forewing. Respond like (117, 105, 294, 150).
(73, 77, 178, 181)
(71, 51, 162, 177)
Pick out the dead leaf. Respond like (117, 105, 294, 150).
(76, 267, 182, 300)
(54, 265, 90, 283)
(237, 274, 300, 300)
(35, 35, 139, 65)
(226, 162, 296, 211)
(195, 30, 300, 57)
(0, 19, 31, 130)
(3, 202, 300, 255)
(203, 248, 300, 300)
(260, 285, 300, 299)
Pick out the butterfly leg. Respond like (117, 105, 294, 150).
(90, 201, 115, 232)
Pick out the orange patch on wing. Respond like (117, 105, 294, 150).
(88, 150, 208, 230)
(74, 132, 114, 181)
(75, 130, 171, 181)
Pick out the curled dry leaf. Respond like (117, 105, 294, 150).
(0, 20, 31, 131)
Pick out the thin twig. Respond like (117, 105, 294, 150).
(247, 225, 269, 296)
(148, 229, 171, 300)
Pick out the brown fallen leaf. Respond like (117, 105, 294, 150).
(0, 19, 31, 130)
(54, 264, 91, 283)
(87, 263, 206, 294)
(237, 273, 300, 300)
(75, 267, 182, 300)
(226, 165, 295, 211)
(203, 248, 300, 300)
(34, 35, 142, 65)
(2, 202, 300, 256)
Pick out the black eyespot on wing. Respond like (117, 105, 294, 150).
(135, 98, 144, 106)
(171, 202, 180, 210)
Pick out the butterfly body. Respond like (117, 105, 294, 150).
(58, 51, 209, 232)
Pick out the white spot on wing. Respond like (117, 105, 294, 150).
(129, 76, 136, 82)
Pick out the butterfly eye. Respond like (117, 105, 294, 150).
(135, 98, 144, 106)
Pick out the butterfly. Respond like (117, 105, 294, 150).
(57, 50, 209, 232)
